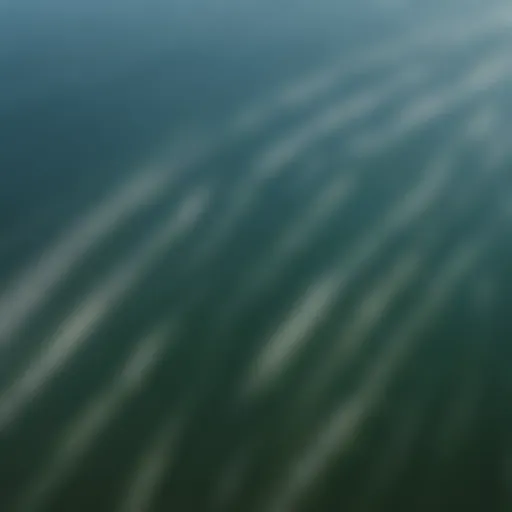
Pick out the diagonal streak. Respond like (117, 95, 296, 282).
(14, 320, 175, 512)
(264, 205, 510, 512)
(0, 190, 209, 431)
(0, 169, 174, 346)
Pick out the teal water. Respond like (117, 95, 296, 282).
(1, 1, 512, 511)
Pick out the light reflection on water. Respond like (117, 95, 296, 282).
(1, 1, 512, 511)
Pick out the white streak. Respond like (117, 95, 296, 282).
(191, 65, 428, 271)
(265, 214, 505, 512)
(231, 2, 512, 136)
(118, 416, 182, 512)
(0, 190, 208, 431)
(0, 169, 172, 345)
(252, 66, 426, 182)
(243, 148, 457, 398)
(216, 172, 357, 336)
(351, 51, 512, 154)
(300, 250, 422, 409)
(300, 112, 507, 409)
(15, 320, 174, 512)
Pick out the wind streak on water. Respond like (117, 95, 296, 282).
(351, 49, 512, 154)
(190, 66, 428, 267)
(242, 146, 459, 398)
(239, 47, 510, 395)
(231, 1, 512, 134)
(14, 320, 174, 512)
(0, 169, 172, 346)
(263, 203, 511, 512)
(214, 171, 358, 336)
(219, 102, 509, 510)
(117, 416, 183, 512)
(295, 112, 508, 412)
(2, 1, 512, 510)
(0, 190, 209, 431)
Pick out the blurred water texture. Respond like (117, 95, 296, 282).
(1, 1, 512, 511)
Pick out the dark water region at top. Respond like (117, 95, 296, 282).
(1, 1, 512, 511)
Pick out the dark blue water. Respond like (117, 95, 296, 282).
(1, 1, 512, 511)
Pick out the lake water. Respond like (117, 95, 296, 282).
(1, 1, 512, 511)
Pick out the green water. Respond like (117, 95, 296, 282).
(1, 1, 512, 511)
